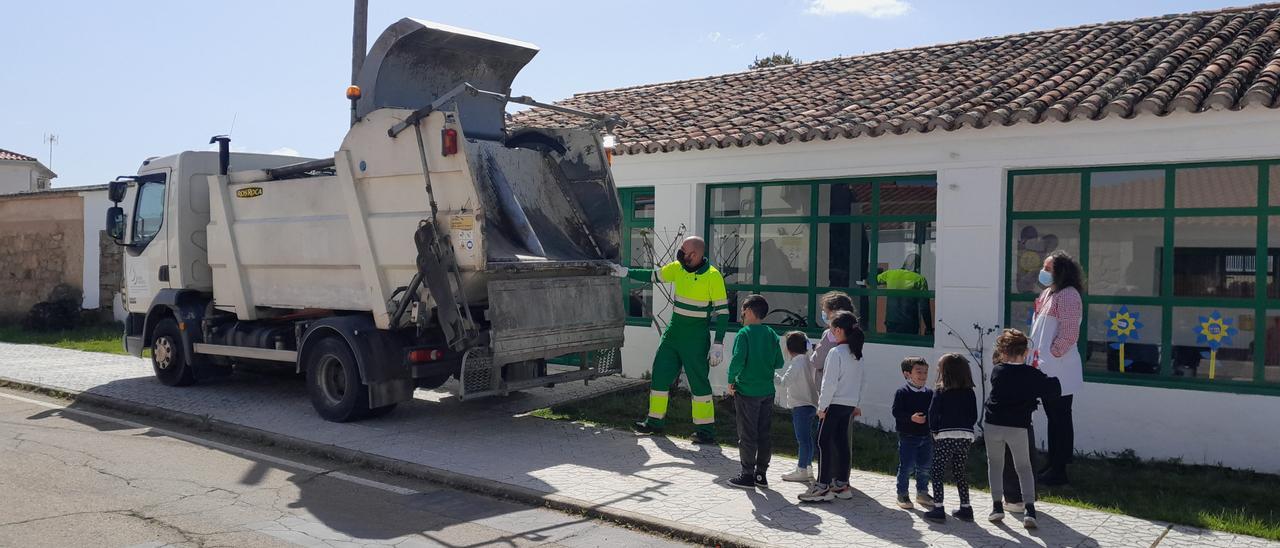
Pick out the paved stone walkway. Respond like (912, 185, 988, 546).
(0, 342, 1275, 548)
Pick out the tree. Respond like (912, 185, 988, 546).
(749, 52, 800, 70)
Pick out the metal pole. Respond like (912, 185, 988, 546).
(351, 0, 368, 126)
(352, 0, 368, 84)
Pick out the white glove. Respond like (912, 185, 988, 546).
(609, 263, 629, 278)
(708, 343, 724, 367)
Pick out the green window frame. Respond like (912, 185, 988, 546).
(705, 176, 937, 346)
(620, 187, 656, 327)
(1006, 159, 1280, 396)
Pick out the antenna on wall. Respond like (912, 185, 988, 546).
(43, 133, 58, 169)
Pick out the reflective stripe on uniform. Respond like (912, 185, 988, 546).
(690, 395, 715, 425)
(675, 295, 712, 307)
(648, 390, 670, 419)
(712, 299, 729, 308)
(672, 307, 709, 318)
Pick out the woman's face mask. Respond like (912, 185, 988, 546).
(1038, 269, 1054, 287)
(820, 310, 829, 325)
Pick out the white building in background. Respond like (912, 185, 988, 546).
(517, 4, 1280, 473)
(0, 148, 56, 194)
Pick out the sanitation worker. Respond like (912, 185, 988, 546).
(611, 235, 728, 444)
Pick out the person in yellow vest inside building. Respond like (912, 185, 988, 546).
(610, 236, 729, 444)
(878, 253, 933, 335)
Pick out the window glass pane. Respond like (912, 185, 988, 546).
(626, 284, 652, 320)
(1011, 220, 1080, 294)
(1270, 165, 1280, 207)
(710, 186, 754, 217)
(1175, 166, 1257, 208)
(760, 185, 810, 217)
(708, 223, 754, 285)
(758, 292, 811, 330)
(880, 179, 937, 215)
(1088, 218, 1162, 296)
(874, 294, 934, 336)
(818, 182, 871, 216)
(1012, 173, 1080, 212)
(1085, 304, 1162, 375)
(627, 227, 653, 268)
(759, 224, 810, 286)
(631, 192, 655, 219)
(1269, 218, 1280, 299)
(876, 221, 936, 289)
(1009, 301, 1036, 333)
(817, 223, 869, 288)
(1171, 307, 1254, 382)
(1173, 216, 1256, 298)
(1090, 170, 1164, 210)
(133, 181, 166, 244)
(1265, 311, 1280, 383)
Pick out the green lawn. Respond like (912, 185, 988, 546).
(0, 323, 127, 355)
(533, 386, 1280, 540)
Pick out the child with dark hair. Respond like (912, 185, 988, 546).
(726, 294, 785, 489)
(778, 331, 819, 483)
(891, 357, 933, 510)
(798, 310, 865, 503)
(985, 329, 1061, 528)
(810, 291, 859, 377)
(923, 353, 978, 522)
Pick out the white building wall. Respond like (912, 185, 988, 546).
(78, 188, 112, 311)
(608, 108, 1280, 473)
(0, 163, 40, 194)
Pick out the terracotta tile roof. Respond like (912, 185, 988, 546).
(0, 148, 39, 162)
(512, 3, 1280, 156)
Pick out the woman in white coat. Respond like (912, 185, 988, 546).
(1029, 251, 1084, 486)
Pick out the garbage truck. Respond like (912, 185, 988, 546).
(103, 19, 627, 421)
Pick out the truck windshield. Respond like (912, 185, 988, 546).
(132, 177, 166, 247)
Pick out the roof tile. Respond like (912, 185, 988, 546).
(512, 4, 1280, 155)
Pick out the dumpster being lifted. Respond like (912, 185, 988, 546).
(104, 19, 628, 421)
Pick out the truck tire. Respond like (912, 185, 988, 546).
(306, 337, 371, 422)
(151, 319, 196, 387)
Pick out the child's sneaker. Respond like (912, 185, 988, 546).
(989, 501, 1005, 522)
(923, 506, 946, 522)
(1023, 503, 1039, 529)
(798, 484, 834, 502)
(915, 492, 934, 509)
(1005, 501, 1025, 514)
(727, 471, 756, 489)
(781, 468, 813, 483)
(831, 483, 854, 500)
(754, 471, 769, 487)
(896, 494, 913, 509)
(951, 506, 974, 522)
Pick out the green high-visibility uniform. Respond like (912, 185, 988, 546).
(877, 268, 931, 334)
(628, 260, 728, 436)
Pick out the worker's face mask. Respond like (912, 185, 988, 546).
(677, 249, 700, 272)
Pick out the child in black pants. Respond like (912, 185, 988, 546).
(924, 353, 978, 522)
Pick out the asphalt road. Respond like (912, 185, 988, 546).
(0, 388, 691, 548)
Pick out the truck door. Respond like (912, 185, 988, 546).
(123, 171, 170, 313)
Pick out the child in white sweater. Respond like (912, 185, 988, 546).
(777, 331, 819, 483)
(798, 310, 865, 503)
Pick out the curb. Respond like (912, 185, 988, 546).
(0, 375, 760, 548)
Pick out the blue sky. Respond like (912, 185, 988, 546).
(0, 0, 1245, 187)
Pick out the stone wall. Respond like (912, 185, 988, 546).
(0, 192, 85, 322)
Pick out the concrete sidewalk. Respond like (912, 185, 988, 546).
(0, 342, 1274, 548)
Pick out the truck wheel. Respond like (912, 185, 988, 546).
(306, 337, 371, 422)
(151, 319, 196, 387)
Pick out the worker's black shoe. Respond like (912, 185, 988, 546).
(691, 431, 716, 445)
(632, 421, 661, 435)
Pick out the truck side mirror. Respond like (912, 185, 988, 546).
(106, 206, 126, 243)
(108, 180, 128, 203)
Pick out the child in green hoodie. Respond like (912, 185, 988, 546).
(726, 294, 785, 489)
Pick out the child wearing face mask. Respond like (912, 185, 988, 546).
(811, 291, 857, 377)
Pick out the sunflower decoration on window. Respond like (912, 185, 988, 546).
(1195, 311, 1238, 380)
(1107, 306, 1143, 373)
